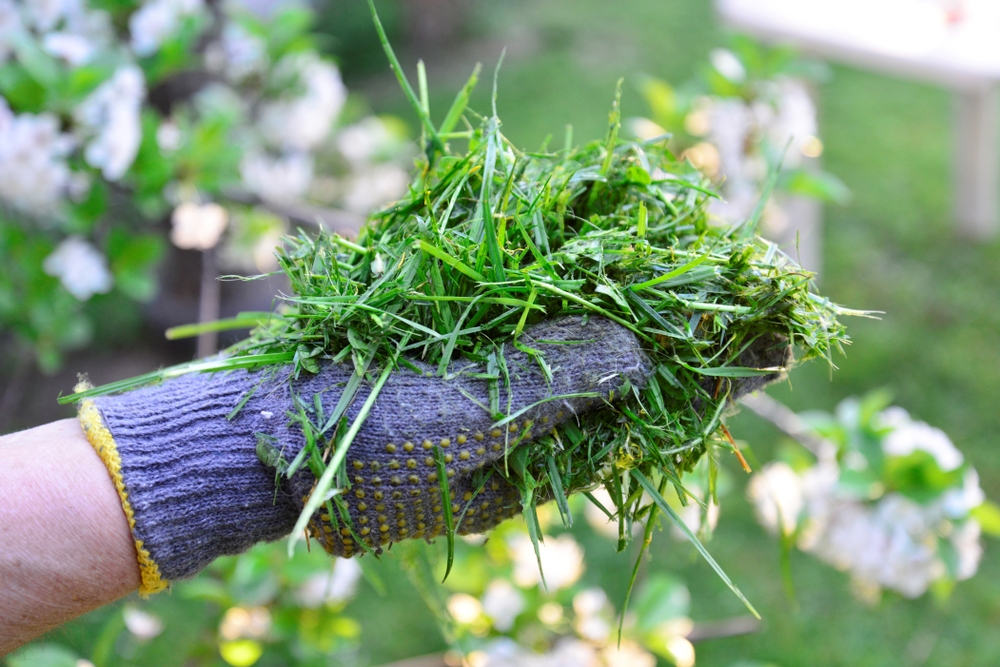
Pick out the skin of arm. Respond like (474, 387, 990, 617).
(0, 419, 140, 656)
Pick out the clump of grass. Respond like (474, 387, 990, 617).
(62, 2, 864, 614)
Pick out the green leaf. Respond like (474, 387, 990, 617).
(9, 31, 62, 90)
(626, 164, 652, 186)
(781, 168, 851, 204)
(970, 501, 1000, 537)
(6, 643, 80, 667)
(0, 63, 47, 111)
(634, 573, 691, 632)
(883, 451, 964, 502)
(106, 230, 165, 302)
(439, 63, 482, 135)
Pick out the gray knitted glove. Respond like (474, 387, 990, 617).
(79, 316, 651, 594)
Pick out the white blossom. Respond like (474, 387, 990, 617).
(657, 636, 696, 667)
(706, 98, 758, 224)
(883, 420, 964, 472)
(481, 579, 525, 631)
(38, 2, 112, 65)
(156, 120, 182, 152)
(572, 589, 612, 642)
(206, 21, 267, 81)
(42, 32, 94, 65)
(749, 403, 987, 600)
(951, 519, 983, 581)
(24, 0, 70, 32)
(43, 236, 113, 301)
(478, 637, 600, 667)
(0, 1, 23, 62)
(599, 641, 658, 667)
(761, 79, 818, 167)
(510, 533, 584, 591)
(258, 53, 346, 152)
(0, 98, 75, 215)
(709, 48, 746, 83)
(704, 79, 819, 224)
(76, 66, 144, 180)
(447, 593, 483, 624)
(294, 559, 362, 608)
(942, 469, 986, 518)
(129, 0, 204, 56)
(572, 587, 609, 618)
(674, 493, 720, 540)
(170, 202, 229, 250)
(123, 606, 164, 640)
(240, 151, 313, 202)
(747, 461, 804, 536)
(342, 163, 409, 214)
(336, 117, 396, 165)
(219, 606, 270, 641)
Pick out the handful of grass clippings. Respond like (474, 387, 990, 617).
(223, 64, 855, 611)
(62, 5, 860, 614)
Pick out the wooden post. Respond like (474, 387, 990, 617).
(954, 86, 999, 239)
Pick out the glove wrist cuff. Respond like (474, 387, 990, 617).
(78, 371, 300, 594)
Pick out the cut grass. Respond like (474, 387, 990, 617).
(61, 3, 860, 616)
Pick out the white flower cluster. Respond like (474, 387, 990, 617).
(748, 404, 986, 600)
(509, 532, 585, 591)
(631, 48, 824, 230)
(462, 579, 664, 667)
(704, 75, 818, 224)
(293, 558, 363, 608)
(1, 0, 112, 66)
(452, 527, 693, 667)
(76, 65, 145, 181)
(0, 98, 75, 215)
(129, 0, 204, 56)
(475, 636, 657, 667)
(43, 235, 113, 300)
(0, 0, 411, 318)
(238, 53, 347, 204)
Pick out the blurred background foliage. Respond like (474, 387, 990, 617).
(4, 0, 1000, 666)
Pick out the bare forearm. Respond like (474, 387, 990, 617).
(0, 419, 140, 656)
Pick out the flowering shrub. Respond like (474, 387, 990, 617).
(422, 503, 699, 667)
(632, 37, 849, 231)
(0, 0, 409, 370)
(747, 392, 998, 602)
(6, 541, 366, 667)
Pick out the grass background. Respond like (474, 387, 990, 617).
(328, 0, 1000, 664)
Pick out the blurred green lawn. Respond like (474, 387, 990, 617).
(332, 0, 1000, 665)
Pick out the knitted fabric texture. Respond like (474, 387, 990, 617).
(87, 317, 649, 581)
(250, 316, 651, 557)
(87, 316, 789, 581)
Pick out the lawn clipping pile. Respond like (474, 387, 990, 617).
(235, 66, 857, 607)
(61, 23, 859, 612)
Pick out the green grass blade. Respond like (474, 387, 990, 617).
(632, 469, 760, 619)
(629, 249, 715, 291)
(546, 455, 572, 527)
(416, 240, 486, 282)
(365, 0, 442, 153)
(165, 312, 277, 340)
(439, 63, 482, 135)
(434, 443, 456, 581)
(287, 349, 397, 557)
(59, 352, 294, 404)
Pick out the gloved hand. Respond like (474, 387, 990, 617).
(79, 315, 791, 597)
(78, 316, 651, 596)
